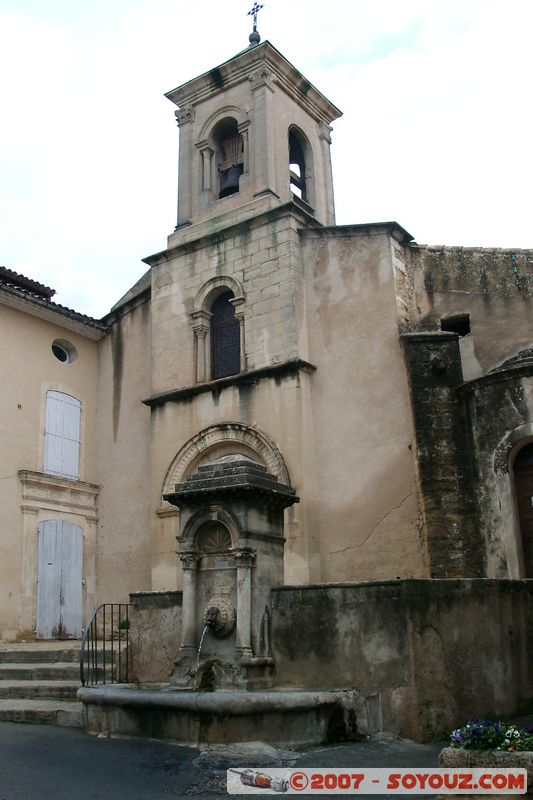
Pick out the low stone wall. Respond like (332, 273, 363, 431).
(438, 746, 533, 798)
(128, 591, 182, 683)
(126, 580, 533, 743)
(271, 579, 533, 741)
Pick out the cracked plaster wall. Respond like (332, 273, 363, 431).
(300, 228, 424, 581)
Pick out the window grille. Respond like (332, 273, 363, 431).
(210, 292, 240, 380)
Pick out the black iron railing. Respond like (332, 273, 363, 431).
(79, 603, 131, 687)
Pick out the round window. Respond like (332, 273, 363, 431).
(51, 339, 77, 364)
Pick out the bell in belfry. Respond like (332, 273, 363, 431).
(218, 164, 243, 198)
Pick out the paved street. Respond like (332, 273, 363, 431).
(0, 721, 446, 799)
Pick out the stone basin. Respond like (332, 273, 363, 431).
(77, 685, 359, 747)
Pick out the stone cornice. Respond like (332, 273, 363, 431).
(19, 470, 100, 520)
(164, 458, 299, 511)
(165, 41, 342, 126)
(143, 199, 320, 266)
(143, 359, 316, 408)
(301, 221, 414, 246)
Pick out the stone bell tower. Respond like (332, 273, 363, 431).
(165, 39, 342, 236)
(143, 34, 344, 608)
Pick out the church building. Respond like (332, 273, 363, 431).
(1, 30, 531, 706)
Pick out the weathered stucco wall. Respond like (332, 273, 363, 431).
(301, 227, 425, 582)
(271, 579, 533, 741)
(411, 245, 533, 373)
(0, 304, 99, 640)
(96, 295, 152, 605)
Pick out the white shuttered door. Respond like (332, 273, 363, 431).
(36, 520, 83, 639)
(44, 391, 81, 479)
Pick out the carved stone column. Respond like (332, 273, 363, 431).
(200, 145, 214, 191)
(249, 67, 276, 198)
(237, 122, 250, 174)
(191, 311, 211, 383)
(230, 297, 246, 372)
(318, 121, 336, 225)
(178, 551, 199, 657)
(175, 105, 195, 228)
(234, 547, 256, 659)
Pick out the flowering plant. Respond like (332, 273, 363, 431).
(450, 719, 533, 752)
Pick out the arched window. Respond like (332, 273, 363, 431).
(513, 442, 533, 577)
(43, 391, 81, 479)
(213, 117, 244, 199)
(210, 291, 240, 380)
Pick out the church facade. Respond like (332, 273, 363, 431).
(1, 39, 532, 647)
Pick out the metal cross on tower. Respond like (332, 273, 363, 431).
(247, 2, 264, 33)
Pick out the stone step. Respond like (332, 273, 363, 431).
(0, 680, 80, 700)
(0, 644, 119, 666)
(0, 662, 81, 681)
(0, 643, 81, 664)
(0, 698, 83, 727)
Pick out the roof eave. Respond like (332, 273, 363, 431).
(0, 285, 109, 341)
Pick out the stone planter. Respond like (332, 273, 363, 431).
(438, 747, 533, 798)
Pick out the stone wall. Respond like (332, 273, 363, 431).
(129, 591, 182, 683)
(402, 332, 482, 577)
(411, 245, 533, 374)
(461, 371, 533, 578)
(271, 579, 533, 742)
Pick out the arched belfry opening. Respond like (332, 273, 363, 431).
(288, 126, 312, 205)
(513, 442, 533, 577)
(213, 117, 244, 199)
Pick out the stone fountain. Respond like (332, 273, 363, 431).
(169, 456, 293, 691)
(77, 457, 359, 746)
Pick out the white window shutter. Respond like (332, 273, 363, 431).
(44, 391, 81, 479)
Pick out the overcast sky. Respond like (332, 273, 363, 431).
(1, 0, 531, 318)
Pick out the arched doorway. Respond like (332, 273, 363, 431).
(513, 442, 533, 577)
